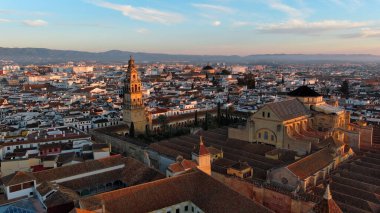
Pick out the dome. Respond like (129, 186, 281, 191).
(288, 85, 321, 97)
(202, 65, 214, 70)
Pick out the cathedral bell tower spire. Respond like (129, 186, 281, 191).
(123, 56, 148, 135)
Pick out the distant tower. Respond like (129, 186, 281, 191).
(123, 56, 147, 134)
(192, 136, 211, 175)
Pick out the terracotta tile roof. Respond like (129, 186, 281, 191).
(373, 126, 380, 145)
(312, 185, 343, 213)
(43, 185, 79, 208)
(93, 124, 129, 133)
(192, 136, 210, 156)
(36, 181, 56, 197)
(69, 209, 97, 213)
(286, 147, 334, 180)
(36, 156, 164, 191)
(231, 161, 251, 171)
(323, 149, 380, 212)
(317, 137, 345, 150)
(168, 159, 198, 173)
(212, 158, 236, 168)
(151, 128, 283, 180)
(149, 143, 191, 159)
(313, 198, 343, 213)
(119, 157, 165, 185)
(57, 152, 76, 165)
(59, 168, 125, 190)
(152, 109, 217, 125)
(79, 171, 272, 213)
(1, 171, 36, 186)
(266, 98, 310, 121)
(207, 146, 222, 155)
(33, 155, 126, 183)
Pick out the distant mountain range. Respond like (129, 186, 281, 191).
(1, 47, 380, 64)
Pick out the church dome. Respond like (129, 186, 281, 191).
(288, 85, 321, 97)
(202, 65, 214, 70)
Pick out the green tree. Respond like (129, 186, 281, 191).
(157, 115, 168, 132)
(203, 112, 209, 131)
(221, 69, 231, 75)
(129, 122, 135, 137)
(340, 80, 349, 98)
(225, 107, 229, 125)
(212, 76, 218, 86)
(237, 73, 255, 89)
(247, 73, 256, 89)
(145, 124, 151, 137)
(217, 102, 221, 127)
(194, 110, 198, 126)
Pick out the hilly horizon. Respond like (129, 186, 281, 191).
(1, 47, 380, 65)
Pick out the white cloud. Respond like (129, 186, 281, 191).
(88, 0, 183, 24)
(232, 21, 254, 27)
(342, 28, 380, 38)
(212, 21, 221, 26)
(136, 28, 149, 34)
(0, 10, 13, 14)
(329, 0, 363, 10)
(22, 19, 48, 27)
(267, 0, 303, 17)
(192, 3, 235, 14)
(359, 28, 380, 37)
(0, 18, 11, 23)
(258, 19, 369, 35)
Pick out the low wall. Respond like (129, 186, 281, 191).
(90, 130, 145, 162)
(212, 172, 315, 213)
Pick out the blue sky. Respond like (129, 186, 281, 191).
(1, 0, 380, 55)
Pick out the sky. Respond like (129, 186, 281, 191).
(1, 0, 380, 55)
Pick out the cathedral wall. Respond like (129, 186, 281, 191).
(90, 130, 145, 162)
(267, 168, 298, 191)
(336, 129, 360, 149)
(228, 126, 250, 142)
(313, 114, 337, 131)
(212, 172, 314, 213)
(349, 124, 373, 149)
(283, 133, 311, 155)
(252, 118, 284, 148)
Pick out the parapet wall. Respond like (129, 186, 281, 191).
(212, 172, 315, 213)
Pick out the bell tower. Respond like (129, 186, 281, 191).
(123, 56, 147, 134)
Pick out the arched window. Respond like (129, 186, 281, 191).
(135, 84, 138, 92)
(264, 131, 268, 140)
(133, 75, 136, 80)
